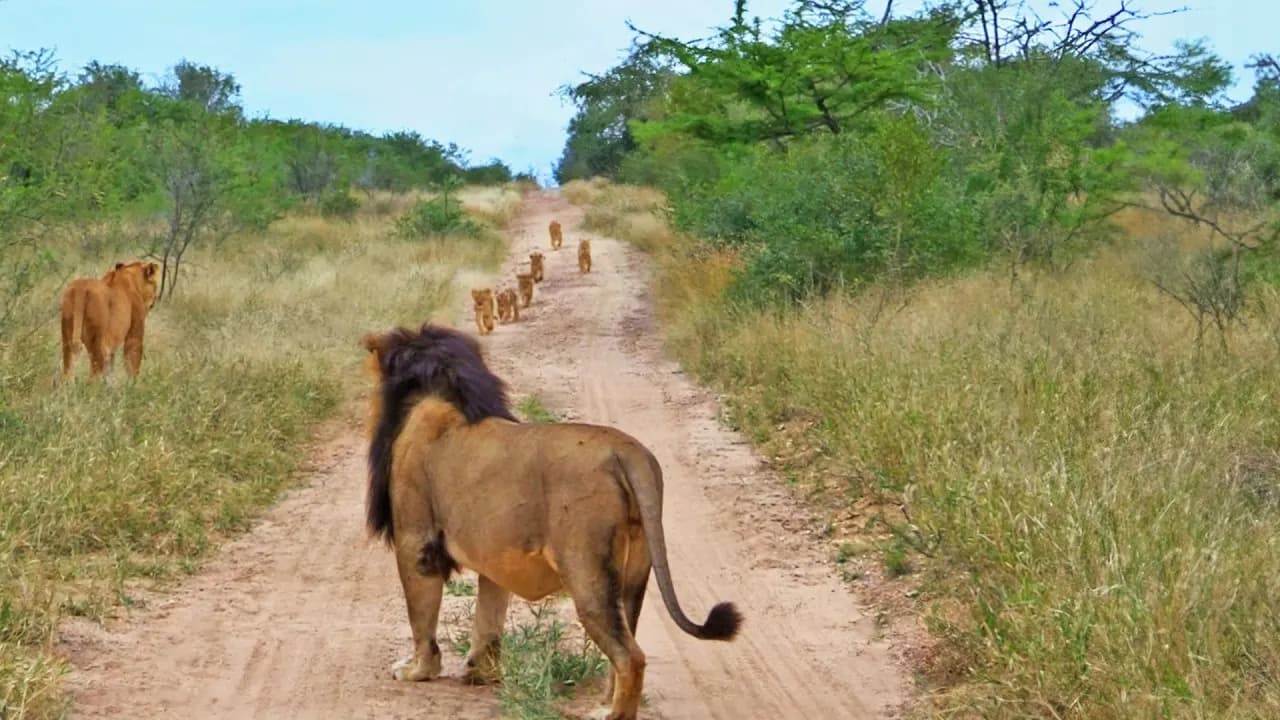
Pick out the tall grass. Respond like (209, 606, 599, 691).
(582, 179, 1280, 719)
(0, 186, 514, 718)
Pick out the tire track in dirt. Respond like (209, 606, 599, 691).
(54, 190, 910, 720)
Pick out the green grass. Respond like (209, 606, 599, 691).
(442, 598, 608, 720)
(0, 184, 522, 719)
(515, 395, 560, 424)
(586, 180, 1280, 720)
(446, 578, 477, 597)
(497, 604, 607, 720)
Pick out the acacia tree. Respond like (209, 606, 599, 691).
(629, 0, 956, 146)
(1127, 59, 1280, 347)
(555, 42, 676, 182)
(147, 63, 248, 301)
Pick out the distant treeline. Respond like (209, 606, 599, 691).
(0, 50, 520, 236)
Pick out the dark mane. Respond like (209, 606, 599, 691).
(367, 323, 517, 543)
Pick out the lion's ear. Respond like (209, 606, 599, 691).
(115, 262, 125, 271)
(144, 262, 159, 279)
(361, 332, 388, 359)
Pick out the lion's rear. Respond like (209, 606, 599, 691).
(59, 282, 91, 377)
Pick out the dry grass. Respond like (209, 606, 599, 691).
(588, 179, 1280, 719)
(559, 177, 611, 207)
(459, 185, 524, 228)
(0, 187, 510, 718)
(355, 188, 435, 220)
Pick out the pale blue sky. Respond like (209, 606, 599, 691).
(1, 1, 1274, 182)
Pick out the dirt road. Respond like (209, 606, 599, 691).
(57, 192, 909, 719)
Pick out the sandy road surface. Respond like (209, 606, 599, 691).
(56, 191, 908, 719)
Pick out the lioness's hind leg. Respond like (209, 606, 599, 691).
(87, 339, 108, 381)
(124, 336, 144, 377)
(391, 534, 447, 681)
(60, 317, 77, 380)
(464, 574, 511, 685)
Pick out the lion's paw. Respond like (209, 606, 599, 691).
(391, 653, 441, 682)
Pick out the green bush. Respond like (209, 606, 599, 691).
(318, 190, 359, 219)
(672, 123, 990, 305)
(395, 197, 482, 239)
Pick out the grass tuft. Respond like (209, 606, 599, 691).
(497, 604, 608, 720)
(515, 395, 560, 424)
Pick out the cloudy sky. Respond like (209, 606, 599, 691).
(1, 1, 1274, 182)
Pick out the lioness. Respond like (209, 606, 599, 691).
(60, 260, 160, 381)
(548, 220, 563, 250)
(578, 239, 592, 273)
(516, 272, 534, 308)
(361, 323, 741, 720)
(529, 252, 545, 283)
(470, 289, 496, 336)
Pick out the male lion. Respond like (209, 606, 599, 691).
(578, 239, 592, 273)
(548, 219, 563, 250)
(470, 288, 496, 336)
(361, 323, 741, 720)
(529, 252, 545, 283)
(516, 272, 534, 308)
(60, 260, 160, 381)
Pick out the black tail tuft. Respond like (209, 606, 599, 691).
(697, 602, 743, 641)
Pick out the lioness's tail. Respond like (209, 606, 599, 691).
(60, 286, 86, 377)
(616, 448, 742, 641)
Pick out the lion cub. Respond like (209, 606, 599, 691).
(470, 288, 496, 336)
(548, 220, 563, 250)
(516, 272, 535, 308)
(496, 287, 520, 323)
(529, 252, 545, 282)
(577, 239, 592, 273)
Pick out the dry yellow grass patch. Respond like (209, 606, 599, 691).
(458, 185, 523, 228)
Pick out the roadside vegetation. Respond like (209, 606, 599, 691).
(0, 49, 529, 718)
(559, 1, 1280, 717)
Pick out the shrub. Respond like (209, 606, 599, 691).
(672, 125, 990, 305)
(318, 190, 359, 220)
(394, 197, 482, 240)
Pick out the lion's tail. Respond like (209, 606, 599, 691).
(60, 285, 86, 376)
(616, 448, 742, 642)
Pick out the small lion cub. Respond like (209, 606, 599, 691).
(497, 288, 520, 323)
(529, 252, 545, 282)
(548, 220, 563, 250)
(578, 239, 592, 273)
(471, 288, 496, 336)
(516, 272, 535, 308)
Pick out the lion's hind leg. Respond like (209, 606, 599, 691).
(601, 526, 652, 708)
(564, 547, 647, 720)
(60, 314, 79, 380)
(463, 574, 511, 685)
(391, 530, 451, 681)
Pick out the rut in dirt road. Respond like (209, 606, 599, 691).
(55, 190, 910, 720)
